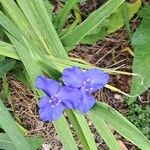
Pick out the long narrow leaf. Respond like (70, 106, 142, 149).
(0, 0, 29, 32)
(88, 112, 121, 150)
(67, 110, 97, 150)
(0, 133, 43, 150)
(0, 100, 32, 150)
(16, 0, 51, 55)
(8, 34, 42, 84)
(0, 41, 19, 60)
(29, 0, 68, 58)
(0, 59, 16, 78)
(91, 102, 150, 150)
(61, 0, 125, 51)
(54, 116, 78, 150)
(55, 0, 77, 32)
(0, 11, 25, 46)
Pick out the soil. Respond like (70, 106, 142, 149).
(1, 0, 150, 150)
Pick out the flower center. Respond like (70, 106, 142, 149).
(81, 79, 94, 92)
(49, 95, 61, 107)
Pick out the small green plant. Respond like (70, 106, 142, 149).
(127, 103, 150, 139)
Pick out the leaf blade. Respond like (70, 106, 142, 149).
(88, 112, 121, 150)
(129, 6, 150, 104)
(61, 0, 125, 50)
(0, 100, 32, 150)
(0, 59, 16, 78)
(90, 102, 150, 150)
(67, 110, 97, 150)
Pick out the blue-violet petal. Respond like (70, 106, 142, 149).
(62, 66, 84, 88)
(35, 76, 60, 96)
(38, 96, 64, 121)
(84, 68, 109, 92)
(76, 90, 95, 113)
(57, 86, 82, 109)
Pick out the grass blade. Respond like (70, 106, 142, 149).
(55, 0, 77, 32)
(88, 112, 121, 150)
(7, 34, 42, 85)
(0, 11, 24, 46)
(54, 116, 78, 150)
(0, 59, 16, 78)
(0, 100, 32, 150)
(91, 102, 150, 150)
(66, 110, 97, 150)
(61, 0, 125, 51)
(16, 0, 51, 55)
(0, 41, 19, 60)
(29, 0, 68, 58)
(0, 133, 43, 150)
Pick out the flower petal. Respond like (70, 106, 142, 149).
(84, 68, 109, 92)
(57, 86, 82, 109)
(39, 102, 64, 122)
(38, 95, 50, 108)
(62, 66, 84, 88)
(35, 76, 60, 96)
(76, 90, 95, 113)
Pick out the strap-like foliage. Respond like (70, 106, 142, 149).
(90, 102, 150, 150)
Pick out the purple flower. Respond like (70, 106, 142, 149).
(35, 76, 81, 121)
(62, 66, 109, 113)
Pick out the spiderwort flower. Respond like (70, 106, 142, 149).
(35, 76, 81, 121)
(62, 66, 109, 113)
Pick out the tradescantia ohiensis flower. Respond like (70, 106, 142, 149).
(35, 67, 109, 122)
(62, 66, 109, 113)
(35, 76, 81, 121)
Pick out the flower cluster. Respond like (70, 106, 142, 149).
(35, 66, 109, 122)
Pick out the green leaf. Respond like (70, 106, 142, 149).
(74, 0, 141, 45)
(0, 133, 43, 150)
(88, 112, 121, 150)
(61, 0, 125, 51)
(1, 75, 11, 101)
(7, 34, 42, 85)
(43, 0, 53, 15)
(16, 0, 52, 55)
(0, 59, 16, 78)
(27, 137, 44, 150)
(0, 100, 32, 150)
(0, 10, 27, 47)
(54, 116, 78, 150)
(107, 0, 141, 33)
(129, 6, 150, 104)
(91, 102, 150, 150)
(0, 133, 16, 150)
(54, 0, 77, 32)
(80, 26, 107, 44)
(0, 41, 19, 59)
(26, 0, 68, 58)
(0, 55, 5, 61)
(66, 110, 97, 150)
